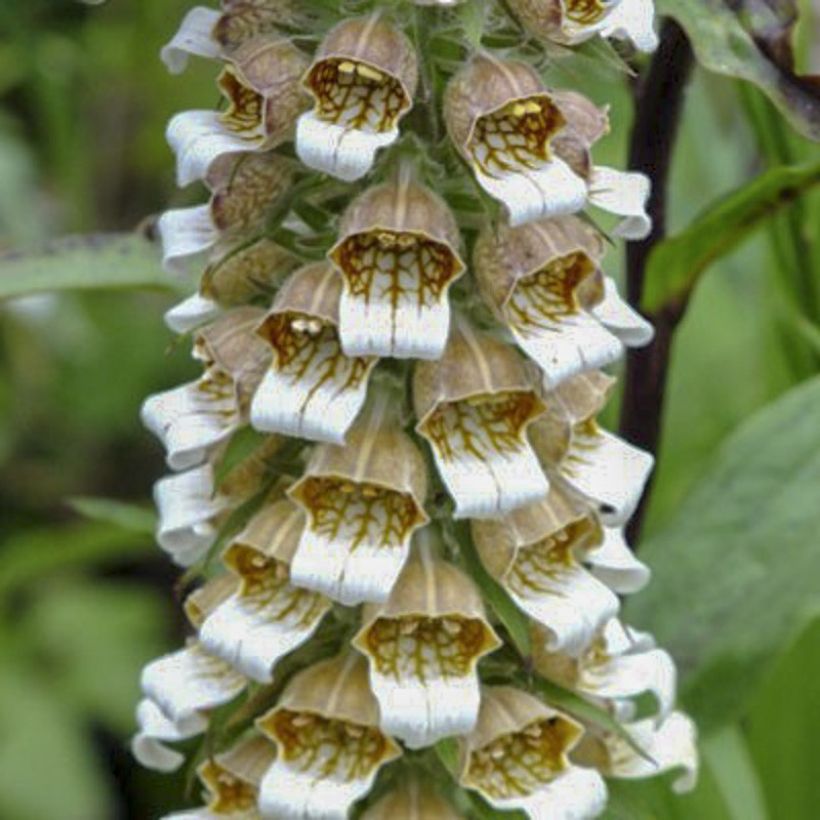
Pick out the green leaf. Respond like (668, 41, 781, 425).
(0, 667, 113, 820)
(67, 496, 156, 535)
(626, 376, 820, 733)
(660, 0, 820, 140)
(704, 726, 768, 820)
(213, 426, 269, 489)
(0, 233, 183, 300)
(0, 522, 151, 597)
(642, 162, 820, 312)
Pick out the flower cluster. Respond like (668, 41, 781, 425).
(134, 1, 697, 817)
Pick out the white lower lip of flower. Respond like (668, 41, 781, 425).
(421, 394, 549, 519)
(585, 526, 650, 594)
(160, 6, 222, 74)
(158, 204, 218, 274)
(165, 293, 224, 334)
(557, 425, 654, 526)
(606, 712, 698, 793)
(333, 233, 462, 360)
(589, 277, 654, 347)
(484, 765, 608, 820)
(154, 465, 231, 566)
(598, 0, 659, 52)
(476, 156, 588, 228)
(289, 479, 423, 605)
(131, 698, 207, 773)
(587, 166, 652, 240)
(141, 643, 246, 724)
(507, 550, 619, 657)
(168, 110, 261, 187)
(258, 712, 400, 820)
(142, 379, 239, 472)
(250, 321, 375, 445)
(296, 111, 400, 183)
(200, 570, 331, 684)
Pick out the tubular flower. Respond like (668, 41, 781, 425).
(168, 37, 308, 187)
(445, 55, 650, 234)
(137, 2, 697, 815)
(573, 712, 699, 793)
(533, 617, 677, 720)
(251, 262, 378, 444)
(256, 653, 402, 819)
(328, 172, 466, 360)
(158, 152, 295, 273)
(507, 0, 658, 52)
(459, 685, 607, 819)
(287, 397, 429, 604)
(530, 371, 654, 525)
(353, 534, 501, 747)
(296, 16, 418, 181)
(474, 215, 652, 387)
(162, 0, 303, 73)
(471, 487, 619, 656)
(142, 307, 270, 471)
(360, 779, 463, 819)
(164, 735, 276, 819)
(414, 320, 549, 519)
(199, 498, 332, 682)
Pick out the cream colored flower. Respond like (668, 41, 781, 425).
(158, 152, 294, 273)
(353, 535, 500, 747)
(250, 262, 377, 444)
(168, 37, 308, 186)
(507, 0, 658, 53)
(164, 735, 275, 819)
(474, 216, 652, 388)
(534, 618, 676, 720)
(162, 1, 302, 74)
(296, 16, 418, 181)
(199, 498, 332, 683)
(131, 698, 208, 773)
(445, 57, 650, 235)
(328, 172, 465, 359)
(165, 293, 224, 335)
(287, 397, 429, 604)
(472, 487, 619, 656)
(459, 685, 607, 819)
(361, 779, 463, 819)
(256, 653, 402, 819)
(142, 307, 270, 471)
(530, 371, 654, 526)
(573, 711, 698, 793)
(414, 320, 549, 519)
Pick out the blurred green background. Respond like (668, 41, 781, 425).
(0, 1, 818, 818)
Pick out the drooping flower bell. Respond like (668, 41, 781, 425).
(445, 55, 651, 235)
(142, 306, 270, 471)
(328, 169, 466, 359)
(459, 685, 607, 818)
(353, 532, 501, 747)
(414, 319, 549, 518)
(158, 151, 295, 273)
(256, 653, 402, 819)
(250, 261, 378, 444)
(286, 394, 429, 604)
(168, 36, 309, 186)
(474, 215, 652, 387)
(296, 16, 418, 181)
(507, 0, 658, 53)
(361, 779, 463, 820)
(162, 0, 304, 73)
(198, 498, 332, 682)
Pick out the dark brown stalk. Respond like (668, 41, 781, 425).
(619, 18, 694, 543)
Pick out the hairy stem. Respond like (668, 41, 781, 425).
(619, 18, 694, 543)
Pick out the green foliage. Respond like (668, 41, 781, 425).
(627, 376, 820, 733)
(642, 162, 820, 312)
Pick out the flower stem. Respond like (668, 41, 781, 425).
(619, 18, 694, 543)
